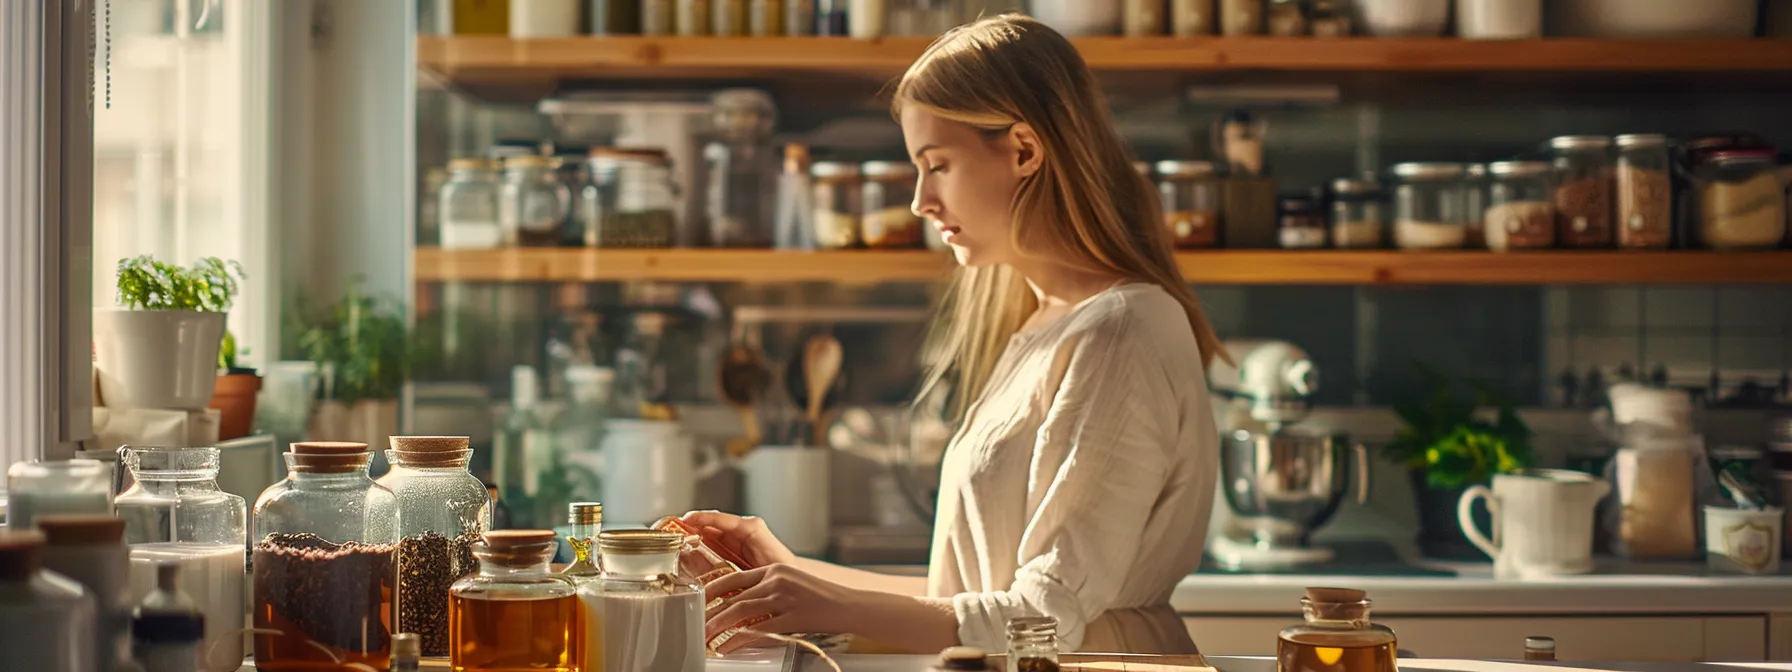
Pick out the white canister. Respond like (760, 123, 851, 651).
(849, 0, 887, 38)
(1356, 0, 1449, 36)
(600, 420, 724, 528)
(1458, 469, 1610, 579)
(1703, 506, 1784, 575)
(1455, 0, 1540, 39)
(511, 0, 582, 37)
(739, 447, 832, 557)
(1029, 0, 1123, 36)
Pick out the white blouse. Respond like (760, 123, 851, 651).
(925, 283, 1219, 655)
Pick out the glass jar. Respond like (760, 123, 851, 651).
(1550, 135, 1616, 248)
(5, 459, 114, 530)
(1463, 163, 1488, 249)
(560, 502, 604, 582)
(1694, 149, 1787, 250)
(1125, 0, 1168, 35)
(450, 531, 581, 670)
(251, 442, 400, 671)
(702, 89, 779, 248)
(677, 0, 713, 35)
(1329, 178, 1383, 249)
(1616, 134, 1673, 249)
(861, 161, 923, 249)
(643, 0, 676, 34)
(1172, 0, 1215, 35)
(0, 531, 97, 672)
(1277, 587, 1398, 672)
(1221, 0, 1263, 35)
(1391, 162, 1468, 249)
(1006, 616, 1060, 672)
(785, 0, 817, 35)
(378, 436, 492, 658)
(1485, 161, 1557, 251)
(1278, 195, 1327, 249)
(748, 0, 785, 35)
(115, 447, 248, 672)
(1308, 0, 1351, 35)
(1266, 0, 1306, 35)
(812, 161, 862, 249)
(579, 530, 704, 671)
(713, 0, 749, 35)
(500, 155, 571, 247)
(439, 158, 502, 250)
(1156, 160, 1220, 249)
(583, 148, 678, 248)
(591, 0, 643, 33)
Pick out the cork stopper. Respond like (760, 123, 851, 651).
(0, 530, 46, 582)
(484, 530, 557, 548)
(567, 502, 603, 526)
(292, 441, 369, 455)
(392, 633, 421, 661)
(388, 436, 472, 468)
(475, 530, 558, 567)
(598, 530, 681, 556)
(1305, 587, 1367, 603)
(289, 441, 370, 474)
(933, 646, 992, 671)
(36, 515, 127, 545)
(1303, 586, 1370, 621)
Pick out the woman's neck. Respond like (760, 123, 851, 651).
(1015, 256, 1126, 309)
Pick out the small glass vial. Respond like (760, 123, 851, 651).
(811, 161, 862, 249)
(861, 161, 923, 249)
(392, 633, 422, 672)
(450, 531, 582, 671)
(1485, 161, 1556, 251)
(560, 502, 604, 582)
(582, 531, 705, 670)
(439, 158, 502, 249)
(1278, 194, 1327, 249)
(1329, 178, 1383, 249)
(499, 155, 572, 247)
(1007, 616, 1060, 672)
(1390, 162, 1468, 249)
(5, 459, 114, 530)
(1615, 134, 1672, 249)
(1523, 635, 1557, 661)
(1156, 160, 1221, 249)
(1463, 163, 1488, 249)
(1549, 135, 1616, 248)
(1277, 587, 1398, 672)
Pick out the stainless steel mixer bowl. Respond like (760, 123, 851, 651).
(1219, 429, 1368, 548)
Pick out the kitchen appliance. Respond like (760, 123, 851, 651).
(1457, 469, 1610, 579)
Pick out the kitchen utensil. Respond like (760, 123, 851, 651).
(802, 333, 843, 445)
(1213, 429, 1369, 568)
(738, 445, 832, 557)
(719, 344, 774, 458)
(1718, 465, 1767, 510)
(783, 334, 844, 446)
(1457, 469, 1611, 579)
(1703, 505, 1784, 575)
(600, 419, 725, 527)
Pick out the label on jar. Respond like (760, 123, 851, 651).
(1166, 210, 1219, 248)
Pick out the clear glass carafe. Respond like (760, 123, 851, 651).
(561, 502, 604, 582)
(378, 436, 492, 658)
(250, 442, 400, 672)
(450, 531, 581, 672)
(1277, 587, 1397, 672)
(580, 530, 704, 672)
(6, 459, 114, 530)
(1007, 616, 1060, 672)
(701, 89, 779, 247)
(115, 447, 247, 672)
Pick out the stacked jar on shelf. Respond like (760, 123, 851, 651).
(436, 0, 1022, 38)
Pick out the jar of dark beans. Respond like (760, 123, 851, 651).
(376, 436, 492, 657)
(1007, 616, 1061, 672)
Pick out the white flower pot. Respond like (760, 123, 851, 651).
(93, 309, 227, 410)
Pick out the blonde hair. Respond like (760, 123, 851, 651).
(896, 14, 1225, 418)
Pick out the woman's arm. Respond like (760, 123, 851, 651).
(790, 557, 929, 596)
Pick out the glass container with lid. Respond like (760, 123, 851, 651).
(7, 459, 114, 530)
(1006, 616, 1060, 672)
(0, 530, 97, 672)
(1693, 149, 1787, 250)
(1550, 135, 1616, 248)
(1463, 163, 1488, 249)
(861, 161, 923, 249)
(1277, 587, 1398, 672)
(1485, 161, 1556, 251)
(251, 442, 399, 671)
(1616, 134, 1672, 249)
(1279, 194, 1327, 249)
(1329, 178, 1383, 249)
(439, 158, 502, 250)
(378, 436, 491, 658)
(702, 89, 779, 247)
(560, 502, 604, 582)
(579, 530, 704, 671)
(1156, 160, 1220, 249)
(1391, 162, 1468, 249)
(500, 155, 572, 247)
(450, 531, 582, 670)
(583, 148, 678, 248)
(812, 161, 862, 249)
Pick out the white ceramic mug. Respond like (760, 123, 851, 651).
(600, 419, 722, 528)
(1703, 506, 1784, 575)
(1458, 469, 1611, 579)
(738, 446, 832, 558)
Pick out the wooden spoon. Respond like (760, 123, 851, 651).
(718, 344, 773, 458)
(802, 333, 844, 447)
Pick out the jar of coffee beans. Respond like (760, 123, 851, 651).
(377, 436, 492, 657)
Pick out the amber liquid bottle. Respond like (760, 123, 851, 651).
(449, 530, 581, 672)
(1277, 587, 1398, 672)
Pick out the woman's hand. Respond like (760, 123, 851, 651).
(702, 564, 868, 654)
(679, 510, 797, 569)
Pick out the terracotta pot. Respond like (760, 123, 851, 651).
(209, 373, 263, 440)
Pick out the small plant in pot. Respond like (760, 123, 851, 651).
(1385, 366, 1534, 560)
(95, 256, 245, 410)
(209, 330, 261, 440)
(295, 282, 416, 449)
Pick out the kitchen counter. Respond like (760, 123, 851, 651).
(706, 653, 1792, 672)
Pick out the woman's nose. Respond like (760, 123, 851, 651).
(912, 176, 940, 219)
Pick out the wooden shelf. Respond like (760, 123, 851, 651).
(412, 248, 1792, 285)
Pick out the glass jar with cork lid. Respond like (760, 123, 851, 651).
(449, 531, 582, 670)
(377, 436, 492, 658)
(1277, 587, 1398, 672)
(578, 530, 705, 672)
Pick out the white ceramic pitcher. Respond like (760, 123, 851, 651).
(1458, 469, 1611, 579)
(600, 419, 724, 528)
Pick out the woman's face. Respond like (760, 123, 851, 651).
(901, 106, 1036, 267)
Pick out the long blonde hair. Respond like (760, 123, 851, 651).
(896, 14, 1225, 418)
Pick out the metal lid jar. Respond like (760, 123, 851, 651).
(1615, 134, 1673, 249)
(811, 161, 861, 249)
(1485, 161, 1556, 251)
(1156, 160, 1220, 249)
(499, 155, 571, 247)
(376, 436, 491, 657)
(1390, 162, 1468, 249)
(583, 148, 678, 248)
(1549, 135, 1616, 248)
(439, 158, 502, 250)
(1329, 178, 1384, 249)
(1278, 194, 1327, 249)
(1693, 149, 1787, 250)
(861, 161, 923, 249)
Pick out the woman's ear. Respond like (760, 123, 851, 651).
(1008, 123, 1045, 178)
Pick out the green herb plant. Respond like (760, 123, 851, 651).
(294, 281, 416, 406)
(115, 256, 245, 312)
(1385, 366, 1534, 491)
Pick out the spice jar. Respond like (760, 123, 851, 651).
(1463, 163, 1488, 249)
(583, 147, 678, 248)
(560, 502, 603, 582)
(1156, 160, 1221, 249)
(580, 531, 705, 670)
(812, 161, 862, 249)
(1391, 162, 1468, 249)
(861, 161, 924, 249)
(1221, 0, 1263, 34)
(1277, 587, 1398, 672)
(0, 530, 97, 672)
(5, 459, 114, 530)
(750, 0, 786, 34)
(1124, 0, 1168, 35)
(1007, 616, 1061, 672)
(1307, 0, 1351, 35)
(251, 442, 400, 671)
(1693, 149, 1787, 250)
(643, 0, 677, 34)
(1172, 0, 1215, 34)
(1550, 135, 1616, 248)
(1616, 134, 1673, 249)
(500, 155, 571, 247)
(377, 436, 492, 658)
(785, 0, 817, 34)
(590, 0, 643, 34)
(115, 447, 248, 672)
(702, 89, 779, 248)
(1279, 194, 1327, 249)
(439, 158, 502, 250)
(449, 531, 582, 670)
(1485, 161, 1556, 251)
(678, 0, 713, 35)
(1266, 0, 1306, 35)
(1329, 178, 1384, 249)
(714, 0, 750, 34)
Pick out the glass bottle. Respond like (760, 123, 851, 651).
(579, 530, 705, 671)
(1615, 134, 1673, 249)
(702, 89, 780, 248)
(1484, 161, 1556, 251)
(1007, 615, 1060, 672)
(1276, 587, 1397, 672)
(38, 515, 133, 672)
(774, 143, 818, 250)
(495, 365, 561, 529)
(561, 502, 604, 582)
(1329, 178, 1383, 249)
(499, 155, 572, 247)
(1390, 162, 1468, 249)
(450, 530, 581, 672)
(583, 147, 678, 248)
(0, 531, 98, 672)
(1156, 160, 1221, 249)
(1549, 135, 1616, 249)
(6, 459, 114, 529)
(861, 161, 923, 249)
(250, 441, 400, 672)
(378, 436, 493, 658)
(113, 446, 247, 672)
(439, 158, 503, 250)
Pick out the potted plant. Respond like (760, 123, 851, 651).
(1386, 366, 1534, 560)
(295, 282, 416, 449)
(209, 330, 262, 440)
(95, 256, 244, 410)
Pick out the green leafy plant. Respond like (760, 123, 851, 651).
(1385, 365, 1534, 491)
(217, 330, 255, 373)
(115, 256, 245, 312)
(294, 282, 416, 405)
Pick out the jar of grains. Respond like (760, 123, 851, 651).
(1693, 149, 1787, 250)
(1278, 194, 1327, 249)
(1484, 161, 1556, 251)
(1172, 0, 1216, 35)
(376, 436, 492, 658)
(860, 161, 924, 248)
(583, 148, 678, 248)
(1615, 134, 1673, 249)
(811, 161, 861, 249)
(1391, 162, 1468, 249)
(1329, 178, 1384, 249)
(1549, 135, 1616, 248)
(1463, 163, 1488, 249)
(499, 155, 571, 247)
(1156, 160, 1221, 248)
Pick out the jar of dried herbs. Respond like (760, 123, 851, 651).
(377, 436, 491, 658)
(1549, 135, 1616, 248)
(583, 147, 678, 248)
(1007, 616, 1061, 672)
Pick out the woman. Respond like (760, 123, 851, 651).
(687, 14, 1224, 656)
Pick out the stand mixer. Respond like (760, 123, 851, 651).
(1206, 339, 1367, 569)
